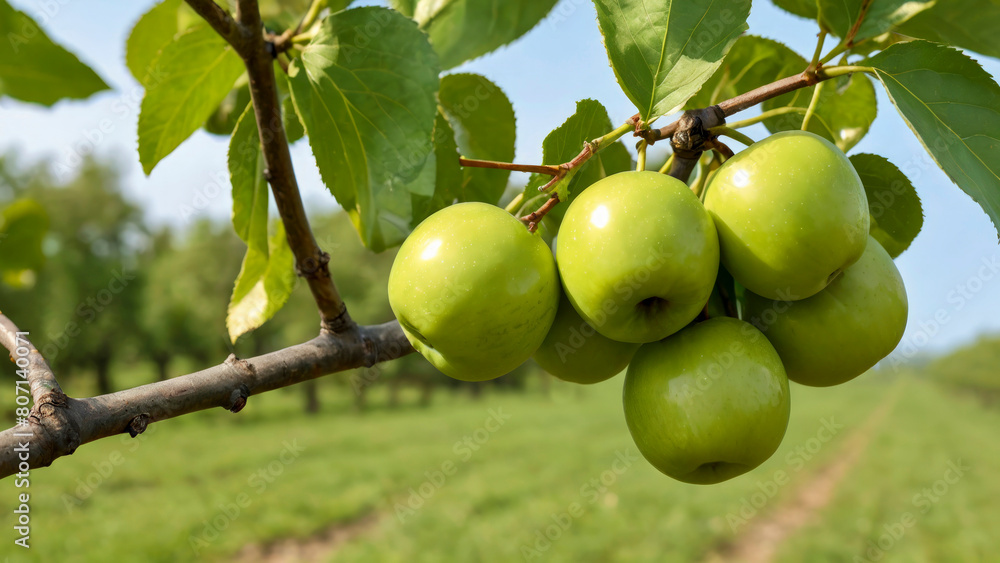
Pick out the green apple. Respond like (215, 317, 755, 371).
(388, 202, 559, 382)
(744, 236, 907, 387)
(533, 291, 640, 384)
(556, 171, 719, 343)
(624, 317, 790, 484)
(704, 131, 869, 301)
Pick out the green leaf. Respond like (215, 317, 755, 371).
(850, 154, 923, 258)
(390, 0, 417, 18)
(896, 0, 1000, 60)
(399, 0, 559, 70)
(126, 0, 186, 85)
(522, 99, 631, 227)
(0, 0, 109, 106)
(0, 199, 49, 272)
(594, 0, 751, 121)
(204, 81, 251, 136)
(282, 95, 305, 144)
(818, 0, 933, 43)
(288, 7, 439, 252)
(686, 36, 806, 110)
(226, 221, 296, 343)
(865, 40, 1000, 238)
(413, 110, 463, 227)
(229, 106, 269, 256)
(440, 73, 516, 206)
(137, 26, 245, 174)
(763, 72, 878, 151)
(771, 0, 818, 19)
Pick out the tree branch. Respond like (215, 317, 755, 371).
(185, 0, 354, 333)
(0, 321, 413, 478)
(0, 314, 63, 405)
(641, 66, 858, 182)
(183, 0, 250, 53)
(234, 0, 260, 30)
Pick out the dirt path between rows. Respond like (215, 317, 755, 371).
(704, 383, 903, 563)
(232, 511, 380, 563)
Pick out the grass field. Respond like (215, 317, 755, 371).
(0, 370, 997, 562)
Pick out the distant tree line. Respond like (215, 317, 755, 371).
(0, 154, 540, 413)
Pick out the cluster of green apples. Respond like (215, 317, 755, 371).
(388, 131, 908, 485)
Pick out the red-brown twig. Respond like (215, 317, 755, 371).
(459, 157, 561, 176)
(519, 195, 560, 233)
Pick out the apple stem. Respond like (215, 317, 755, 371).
(719, 284, 740, 319)
(275, 52, 291, 74)
(504, 193, 524, 214)
(690, 158, 710, 198)
(658, 153, 675, 175)
(724, 107, 806, 130)
(801, 80, 826, 131)
(709, 127, 755, 147)
(704, 139, 735, 160)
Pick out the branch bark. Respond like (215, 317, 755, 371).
(184, 0, 250, 53)
(0, 321, 412, 478)
(0, 314, 63, 405)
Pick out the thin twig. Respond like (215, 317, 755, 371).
(296, 0, 327, 34)
(186, 0, 355, 332)
(646, 65, 869, 148)
(710, 126, 755, 147)
(520, 195, 560, 233)
(704, 139, 735, 161)
(547, 115, 639, 180)
(725, 106, 807, 130)
(276, 52, 290, 74)
(459, 158, 561, 176)
(801, 81, 826, 131)
(636, 140, 648, 172)
(482, 115, 642, 224)
(717, 72, 819, 117)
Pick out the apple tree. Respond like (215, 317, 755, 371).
(1, 0, 999, 485)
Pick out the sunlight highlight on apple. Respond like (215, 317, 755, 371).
(590, 205, 611, 228)
(733, 169, 750, 188)
(421, 239, 443, 261)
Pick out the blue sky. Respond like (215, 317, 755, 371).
(2, 0, 1000, 357)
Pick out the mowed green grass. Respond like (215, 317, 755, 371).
(0, 372, 996, 562)
(775, 378, 1000, 563)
